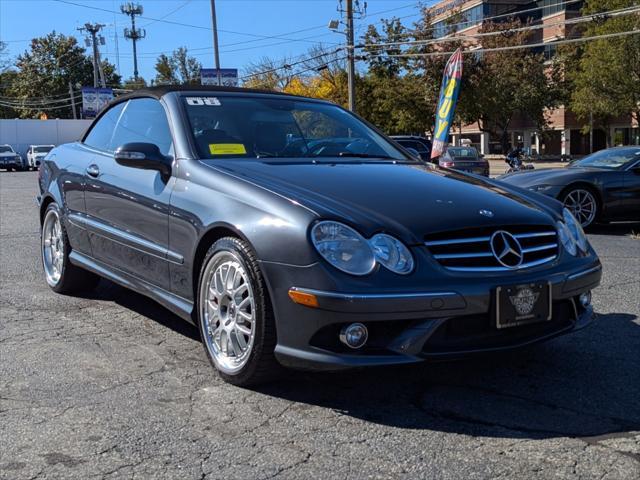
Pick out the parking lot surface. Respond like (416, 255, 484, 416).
(1, 171, 639, 479)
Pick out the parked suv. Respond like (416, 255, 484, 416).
(27, 145, 55, 170)
(0, 144, 23, 171)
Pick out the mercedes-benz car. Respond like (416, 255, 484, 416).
(500, 146, 640, 227)
(37, 86, 602, 386)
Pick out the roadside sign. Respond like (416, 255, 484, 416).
(201, 68, 238, 87)
(82, 87, 113, 118)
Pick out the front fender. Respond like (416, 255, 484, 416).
(167, 160, 319, 300)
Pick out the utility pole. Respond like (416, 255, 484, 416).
(121, 3, 145, 82)
(69, 82, 77, 119)
(589, 111, 594, 154)
(334, 0, 365, 112)
(78, 23, 106, 88)
(210, 0, 222, 85)
(346, 0, 355, 112)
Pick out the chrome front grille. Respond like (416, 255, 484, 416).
(424, 225, 558, 272)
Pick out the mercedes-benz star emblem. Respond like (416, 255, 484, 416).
(490, 230, 523, 268)
(509, 287, 540, 316)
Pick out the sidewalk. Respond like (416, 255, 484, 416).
(489, 159, 566, 177)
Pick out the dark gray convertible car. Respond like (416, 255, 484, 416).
(38, 86, 602, 386)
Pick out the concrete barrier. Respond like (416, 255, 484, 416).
(0, 119, 92, 158)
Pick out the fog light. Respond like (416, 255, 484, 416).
(339, 323, 368, 349)
(579, 291, 592, 308)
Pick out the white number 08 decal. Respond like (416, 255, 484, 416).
(186, 97, 221, 106)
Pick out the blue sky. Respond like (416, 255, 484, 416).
(0, 0, 434, 83)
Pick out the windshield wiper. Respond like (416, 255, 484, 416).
(336, 152, 396, 160)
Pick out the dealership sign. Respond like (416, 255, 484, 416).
(201, 68, 239, 87)
(431, 48, 463, 159)
(82, 87, 114, 118)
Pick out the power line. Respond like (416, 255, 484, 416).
(240, 48, 344, 80)
(140, 0, 191, 28)
(366, 28, 640, 59)
(377, 0, 584, 39)
(51, 0, 347, 46)
(360, 5, 640, 50)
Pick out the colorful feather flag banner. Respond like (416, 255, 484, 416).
(431, 48, 463, 160)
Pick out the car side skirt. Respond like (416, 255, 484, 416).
(68, 250, 194, 323)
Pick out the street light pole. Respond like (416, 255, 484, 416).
(346, 0, 355, 112)
(210, 0, 222, 86)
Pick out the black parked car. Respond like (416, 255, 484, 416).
(38, 86, 601, 386)
(500, 146, 640, 227)
(439, 146, 490, 176)
(391, 135, 432, 161)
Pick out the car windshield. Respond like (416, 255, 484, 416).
(34, 146, 53, 153)
(0, 146, 13, 153)
(447, 147, 477, 158)
(182, 95, 411, 162)
(572, 147, 640, 169)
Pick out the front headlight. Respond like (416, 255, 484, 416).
(557, 220, 577, 256)
(311, 221, 414, 276)
(563, 208, 589, 253)
(311, 221, 376, 275)
(370, 233, 414, 274)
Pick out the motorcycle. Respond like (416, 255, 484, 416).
(505, 149, 535, 174)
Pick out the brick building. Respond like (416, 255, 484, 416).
(428, 0, 640, 157)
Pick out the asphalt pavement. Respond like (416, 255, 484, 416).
(1, 171, 639, 479)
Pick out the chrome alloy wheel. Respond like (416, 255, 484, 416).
(200, 254, 256, 374)
(563, 189, 597, 227)
(42, 209, 64, 286)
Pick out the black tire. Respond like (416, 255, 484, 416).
(41, 202, 100, 294)
(196, 237, 280, 386)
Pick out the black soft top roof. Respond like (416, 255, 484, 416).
(116, 85, 308, 102)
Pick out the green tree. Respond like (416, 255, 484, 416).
(0, 41, 19, 118)
(358, 17, 437, 135)
(464, 20, 563, 153)
(8, 32, 120, 119)
(154, 47, 202, 85)
(242, 55, 297, 91)
(568, 0, 640, 146)
(123, 77, 148, 90)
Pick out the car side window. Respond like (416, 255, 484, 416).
(84, 102, 126, 152)
(110, 98, 173, 156)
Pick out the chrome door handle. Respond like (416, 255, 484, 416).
(86, 164, 100, 177)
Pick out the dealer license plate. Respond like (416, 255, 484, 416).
(495, 282, 552, 329)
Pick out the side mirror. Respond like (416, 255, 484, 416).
(114, 142, 171, 177)
(405, 147, 421, 159)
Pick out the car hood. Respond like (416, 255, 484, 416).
(0, 152, 17, 157)
(499, 166, 602, 187)
(204, 159, 561, 244)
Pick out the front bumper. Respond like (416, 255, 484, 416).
(0, 159, 21, 169)
(262, 255, 602, 371)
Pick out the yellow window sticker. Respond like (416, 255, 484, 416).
(209, 143, 247, 155)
